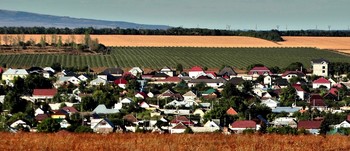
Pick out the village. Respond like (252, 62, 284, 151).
(0, 58, 350, 135)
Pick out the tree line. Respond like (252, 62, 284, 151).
(280, 30, 350, 37)
(0, 27, 284, 41)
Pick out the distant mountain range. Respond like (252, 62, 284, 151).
(0, 9, 171, 30)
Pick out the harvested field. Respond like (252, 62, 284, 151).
(0, 133, 349, 151)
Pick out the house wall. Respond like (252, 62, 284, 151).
(160, 71, 174, 77)
(189, 71, 205, 79)
(313, 62, 328, 77)
(51, 115, 66, 119)
(171, 128, 186, 134)
(312, 83, 331, 90)
(297, 91, 305, 100)
(264, 76, 271, 85)
(2, 74, 28, 81)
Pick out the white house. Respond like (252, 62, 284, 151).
(78, 74, 89, 81)
(229, 120, 259, 133)
(43, 67, 55, 73)
(271, 117, 297, 128)
(170, 122, 187, 134)
(190, 120, 220, 133)
(160, 66, 175, 77)
(264, 75, 272, 85)
(92, 118, 114, 134)
(311, 58, 329, 77)
(182, 90, 197, 101)
(2, 68, 29, 81)
(334, 121, 350, 129)
(312, 77, 331, 90)
(293, 84, 305, 100)
(57, 76, 81, 85)
(34, 108, 45, 116)
(59, 119, 71, 129)
(129, 67, 143, 77)
(189, 66, 205, 79)
(10, 120, 30, 129)
(89, 78, 106, 86)
(261, 99, 279, 109)
(282, 71, 306, 81)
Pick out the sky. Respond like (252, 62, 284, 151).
(0, 0, 349, 30)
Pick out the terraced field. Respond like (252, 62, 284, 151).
(1, 47, 349, 69)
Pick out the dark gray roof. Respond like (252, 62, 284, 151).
(102, 67, 124, 75)
(218, 66, 237, 76)
(311, 58, 329, 64)
(189, 78, 226, 83)
(227, 77, 244, 85)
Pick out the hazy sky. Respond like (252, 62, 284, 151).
(1, 0, 349, 30)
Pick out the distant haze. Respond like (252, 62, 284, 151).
(0, 0, 349, 30)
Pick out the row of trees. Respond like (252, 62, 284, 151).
(0, 27, 284, 41)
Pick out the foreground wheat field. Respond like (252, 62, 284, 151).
(0, 133, 349, 151)
(2, 35, 350, 52)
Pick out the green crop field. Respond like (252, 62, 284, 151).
(0, 47, 349, 69)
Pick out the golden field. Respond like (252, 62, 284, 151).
(1, 34, 350, 53)
(0, 133, 349, 151)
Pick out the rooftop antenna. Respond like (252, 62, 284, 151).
(255, 24, 258, 31)
(285, 25, 288, 31)
(276, 25, 280, 31)
(328, 25, 331, 31)
(315, 25, 318, 30)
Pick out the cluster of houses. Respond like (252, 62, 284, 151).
(1, 58, 350, 134)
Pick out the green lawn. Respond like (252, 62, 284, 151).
(1, 47, 349, 69)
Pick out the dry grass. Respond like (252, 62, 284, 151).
(2, 34, 350, 53)
(0, 133, 349, 151)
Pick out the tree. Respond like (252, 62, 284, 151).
(84, 31, 91, 46)
(37, 118, 60, 132)
(57, 36, 63, 49)
(39, 35, 46, 48)
(285, 62, 304, 72)
(74, 126, 93, 133)
(279, 85, 297, 105)
(176, 63, 183, 74)
(81, 96, 98, 111)
(222, 83, 240, 98)
(51, 62, 62, 72)
(3, 91, 27, 113)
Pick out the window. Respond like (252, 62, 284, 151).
(322, 70, 325, 73)
(322, 66, 325, 69)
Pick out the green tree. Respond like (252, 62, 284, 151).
(39, 35, 46, 48)
(222, 83, 240, 98)
(37, 118, 60, 132)
(279, 85, 297, 105)
(176, 63, 183, 74)
(3, 91, 27, 113)
(57, 36, 63, 49)
(74, 126, 93, 133)
(81, 96, 98, 111)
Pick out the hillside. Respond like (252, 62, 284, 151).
(0, 9, 170, 29)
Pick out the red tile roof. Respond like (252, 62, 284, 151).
(157, 77, 181, 82)
(205, 71, 217, 77)
(248, 66, 272, 75)
(35, 114, 49, 121)
(33, 89, 57, 96)
(189, 66, 203, 72)
(123, 114, 138, 123)
(226, 107, 238, 116)
(61, 106, 79, 113)
(292, 84, 304, 92)
(172, 122, 187, 129)
(298, 120, 322, 129)
(313, 77, 330, 84)
(52, 109, 69, 115)
(231, 120, 256, 128)
(114, 78, 128, 85)
(329, 88, 339, 96)
(171, 116, 194, 125)
(309, 94, 326, 107)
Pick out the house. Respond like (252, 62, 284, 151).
(123, 114, 139, 125)
(272, 107, 302, 116)
(10, 120, 30, 129)
(129, 67, 143, 77)
(135, 92, 147, 99)
(190, 120, 221, 133)
(227, 77, 244, 86)
(271, 117, 297, 128)
(92, 118, 115, 134)
(308, 94, 327, 111)
(187, 78, 226, 89)
(34, 108, 45, 116)
(312, 77, 331, 90)
(2, 68, 29, 81)
(202, 88, 218, 99)
(193, 109, 205, 119)
(297, 120, 322, 134)
(43, 67, 55, 73)
(89, 77, 107, 86)
(218, 66, 237, 78)
(32, 89, 57, 100)
(264, 75, 272, 85)
(334, 121, 350, 129)
(182, 90, 197, 101)
(51, 110, 69, 119)
(226, 107, 238, 116)
(35, 114, 50, 123)
(282, 71, 306, 81)
(114, 78, 128, 89)
(160, 66, 175, 77)
(292, 84, 306, 100)
(311, 58, 329, 77)
(157, 89, 183, 100)
(59, 119, 71, 129)
(78, 74, 90, 81)
(57, 76, 81, 85)
(139, 102, 150, 109)
(204, 71, 217, 79)
(261, 99, 279, 109)
(102, 67, 124, 77)
(171, 122, 187, 134)
(42, 70, 54, 79)
(61, 106, 79, 115)
(150, 77, 181, 85)
(93, 104, 120, 114)
(248, 66, 272, 77)
(171, 116, 193, 126)
(189, 66, 205, 79)
(229, 120, 258, 133)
